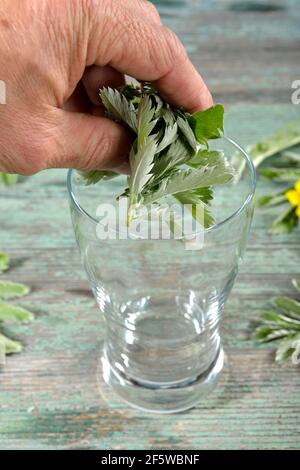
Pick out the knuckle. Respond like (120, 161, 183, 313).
(143, 1, 161, 21)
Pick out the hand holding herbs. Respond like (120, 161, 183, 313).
(0, 0, 213, 176)
(254, 279, 300, 365)
(81, 83, 234, 228)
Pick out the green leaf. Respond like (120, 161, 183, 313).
(100, 87, 138, 132)
(0, 252, 9, 273)
(78, 170, 119, 186)
(274, 296, 300, 319)
(0, 281, 30, 300)
(292, 279, 300, 293)
(0, 333, 22, 355)
(260, 310, 300, 330)
(190, 104, 224, 144)
(129, 136, 157, 200)
(177, 116, 198, 153)
(254, 325, 292, 342)
(275, 334, 300, 363)
(0, 172, 18, 187)
(156, 122, 178, 153)
(248, 119, 300, 168)
(0, 303, 34, 323)
(259, 167, 300, 182)
(144, 158, 234, 205)
(174, 187, 214, 228)
(270, 206, 298, 234)
(282, 150, 300, 163)
(257, 191, 289, 208)
(187, 149, 228, 169)
(151, 138, 193, 179)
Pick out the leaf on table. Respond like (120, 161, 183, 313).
(257, 191, 290, 208)
(254, 279, 300, 365)
(0, 281, 30, 300)
(275, 334, 300, 363)
(282, 150, 300, 163)
(0, 252, 9, 273)
(0, 302, 34, 323)
(248, 119, 300, 168)
(292, 279, 300, 293)
(0, 333, 22, 355)
(274, 296, 300, 319)
(269, 206, 298, 234)
(254, 325, 292, 342)
(259, 167, 300, 182)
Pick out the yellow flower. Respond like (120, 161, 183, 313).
(285, 179, 300, 218)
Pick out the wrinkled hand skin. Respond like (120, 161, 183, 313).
(0, 0, 213, 176)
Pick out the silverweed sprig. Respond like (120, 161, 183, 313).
(254, 279, 300, 365)
(80, 82, 234, 227)
(0, 251, 33, 357)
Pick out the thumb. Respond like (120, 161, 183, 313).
(48, 109, 131, 172)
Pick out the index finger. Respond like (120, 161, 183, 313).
(86, 1, 213, 112)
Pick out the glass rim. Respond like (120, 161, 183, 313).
(67, 135, 256, 234)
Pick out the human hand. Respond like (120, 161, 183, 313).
(0, 0, 213, 176)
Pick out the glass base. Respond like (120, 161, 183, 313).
(99, 347, 224, 414)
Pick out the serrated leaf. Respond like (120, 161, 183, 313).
(292, 279, 300, 293)
(0, 281, 30, 300)
(259, 167, 300, 182)
(174, 187, 214, 228)
(177, 116, 198, 153)
(137, 95, 157, 147)
(254, 325, 291, 342)
(0, 252, 9, 273)
(260, 310, 300, 329)
(0, 333, 22, 355)
(100, 87, 138, 132)
(0, 302, 34, 323)
(151, 138, 192, 180)
(79, 170, 119, 186)
(187, 149, 226, 169)
(274, 296, 300, 319)
(190, 104, 224, 144)
(275, 334, 300, 363)
(248, 119, 300, 168)
(128, 135, 158, 211)
(156, 122, 178, 153)
(282, 150, 300, 163)
(145, 158, 234, 205)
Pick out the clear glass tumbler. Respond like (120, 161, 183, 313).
(67, 136, 256, 413)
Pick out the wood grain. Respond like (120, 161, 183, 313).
(0, 0, 300, 450)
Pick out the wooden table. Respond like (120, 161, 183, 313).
(0, 0, 300, 450)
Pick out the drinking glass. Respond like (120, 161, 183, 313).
(67, 136, 256, 413)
